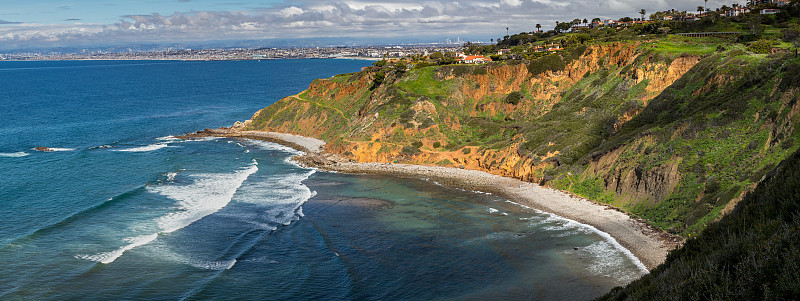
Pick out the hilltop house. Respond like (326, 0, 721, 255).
(571, 24, 590, 32)
(761, 8, 781, 14)
(533, 43, 563, 53)
(460, 55, 491, 64)
(727, 7, 751, 17)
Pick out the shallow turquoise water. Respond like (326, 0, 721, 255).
(0, 60, 644, 300)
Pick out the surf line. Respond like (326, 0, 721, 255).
(77, 161, 258, 265)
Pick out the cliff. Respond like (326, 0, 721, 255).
(599, 146, 800, 300)
(247, 40, 800, 236)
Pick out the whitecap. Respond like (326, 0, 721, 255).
(76, 233, 159, 264)
(504, 199, 649, 273)
(156, 135, 181, 141)
(486, 207, 508, 216)
(0, 152, 30, 158)
(235, 169, 316, 226)
(244, 139, 301, 154)
(150, 162, 259, 233)
(114, 143, 172, 152)
(565, 241, 646, 282)
(33, 147, 76, 152)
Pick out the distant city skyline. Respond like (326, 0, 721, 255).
(1, 0, 747, 50)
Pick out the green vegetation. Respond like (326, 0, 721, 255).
(248, 3, 800, 239)
(245, 5, 800, 298)
(599, 148, 800, 300)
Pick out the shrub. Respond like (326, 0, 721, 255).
(505, 91, 523, 105)
(411, 141, 423, 148)
(747, 39, 772, 54)
(472, 67, 488, 75)
(433, 141, 442, 148)
(401, 146, 421, 155)
(462, 148, 472, 155)
(527, 53, 566, 77)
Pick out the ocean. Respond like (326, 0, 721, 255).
(0, 59, 644, 300)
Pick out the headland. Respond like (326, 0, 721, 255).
(180, 126, 681, 270)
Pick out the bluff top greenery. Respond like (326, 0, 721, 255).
(248, 2, 800, 239)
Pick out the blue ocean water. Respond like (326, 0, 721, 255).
(0, 59, 645, 300)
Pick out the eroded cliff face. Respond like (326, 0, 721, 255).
(249, 41, 699, 199)
(247, 42, 800, 234)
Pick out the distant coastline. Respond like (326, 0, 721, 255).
(0, 45, 461, 62)
(180, 127, 682, 270)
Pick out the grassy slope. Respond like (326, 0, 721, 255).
(248, 38, 800, 237)
(598, 147, 800, 300)
(555, 53, 800, 235)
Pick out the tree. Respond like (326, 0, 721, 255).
(697, 6, 704, 15)
(746, 15, 765, 37)
(429, 52, 444, 62)
(555, 21, 572, 33)
(536, 23, 541, 32)
(592, 17, 602, 23)
(783, 25, 800, 57)
(583, 18, 588, 24)
(704, 0, 708, 11)
(640, 9, 647, 20)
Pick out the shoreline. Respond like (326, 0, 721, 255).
(180, 127, 681, 270)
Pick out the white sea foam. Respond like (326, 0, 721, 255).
(33, 147, 76, 152)
(156, 135, 181, 141)
(504, 199, 649, 273)
(150, 162, 259, 233)
(183, 258, 238, 270)
(487, 207, 509, 216)
(236, 169, 316, 226)
(565, 240, 646, 282)
(114, 143, 172, 152)
(77, 233, 159, 264)
(245, 139, 301, 154)
(0, 152, 30, 157)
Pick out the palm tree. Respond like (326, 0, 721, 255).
(583, 18, 588, 25)
(640, 9, 646, 21)
(506, 27, 509, 36)
(536, 23, 541, 32)
(697, 6, 704, 15)
(704, 0, 708, 11)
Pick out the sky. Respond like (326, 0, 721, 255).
(0, 0, 747, 49)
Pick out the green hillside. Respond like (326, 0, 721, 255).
(599, 147, 800, 300)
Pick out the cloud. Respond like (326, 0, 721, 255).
(0, 0, 746, 48)
(64, 19, 82, 22)
(0, 20, 23, 25)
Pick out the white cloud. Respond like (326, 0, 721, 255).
(0, 0, 744, 48)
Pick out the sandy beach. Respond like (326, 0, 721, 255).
(182, 127, 680, 270)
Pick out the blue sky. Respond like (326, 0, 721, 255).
(0, 0, 747, 49)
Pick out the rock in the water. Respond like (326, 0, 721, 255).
(34, 147, 54, 152)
